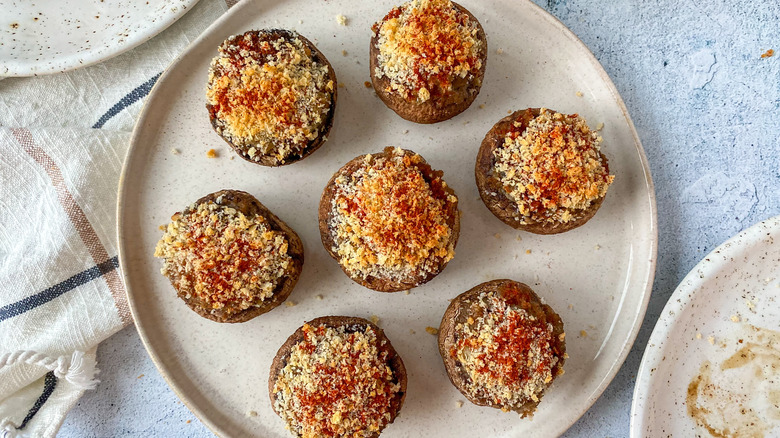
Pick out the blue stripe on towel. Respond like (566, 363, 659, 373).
(18, 371, 58, 430)
(0, 256, 119, 322)
(91, 72, 162, 129)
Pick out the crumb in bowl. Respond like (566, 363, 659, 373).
(688, 324, 780, 437)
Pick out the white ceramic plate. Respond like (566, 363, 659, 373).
(631, 215, 780, 437)
(118, 0, 657, 436)
(0, 0, 199, 77)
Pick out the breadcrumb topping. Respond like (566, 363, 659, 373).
(207, 31, 334, 164)
(154, 199, 292, 313)
(451, 286, 561, 410)
(329, 148, 457, 283)
(272, 324, 402, 437)
(373, 0, 484, 102)
(493, 109, 614, 225)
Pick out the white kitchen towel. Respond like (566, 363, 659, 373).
(0, 0, 234, 436)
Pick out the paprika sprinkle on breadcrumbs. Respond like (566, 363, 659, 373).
(154, 199, 291, 313)
(329, 148, 457, 282)
(373, 0, 484, 102)
(206, 31, 334, 164)
(493, 109, 614, 225)
(451, 286, 561, 408)
(272, 324, 402, 437)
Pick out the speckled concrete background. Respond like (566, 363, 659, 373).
(59, 0, 780, 436)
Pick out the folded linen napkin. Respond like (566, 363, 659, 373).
(0, 1, 231, 436)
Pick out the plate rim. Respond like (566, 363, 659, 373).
(629, 214, 780, 437)
(517, 1, 658, 433)
(2, 0, 201, 77)
(117, 0, 658, 435)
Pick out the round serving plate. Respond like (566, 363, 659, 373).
(632, 215, 780, 437)
(118, 0, 657, 436)
(0, 0, 199, 76)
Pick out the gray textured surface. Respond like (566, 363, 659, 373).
(59, 0, 780, 436)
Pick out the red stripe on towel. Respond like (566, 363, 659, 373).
(12, 128, 132, 327)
